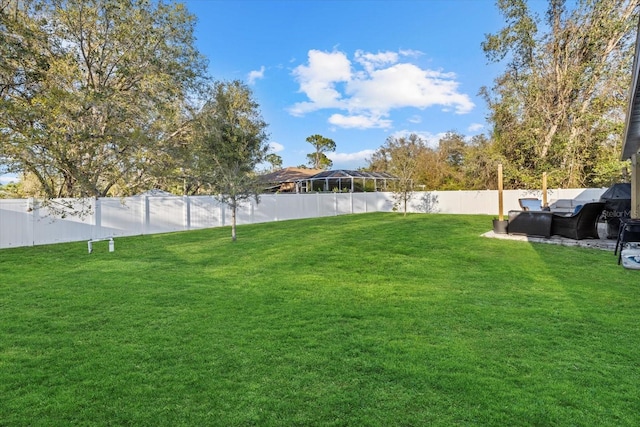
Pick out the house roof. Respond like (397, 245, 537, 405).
(258, 167, 325, 183)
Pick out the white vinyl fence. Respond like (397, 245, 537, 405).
(0, 188, 607, 249)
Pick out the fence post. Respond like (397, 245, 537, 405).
(350, 192, 354, 214)
(219, 196, 225, 227)
(27, 198, 36, 246)
(274, 193, 278, 222)
(183, 195, 191, 231)
(142, 195, 150, 235)
(93, 198, 102, 239)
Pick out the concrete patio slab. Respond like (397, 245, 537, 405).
(483, 223, 616, 251)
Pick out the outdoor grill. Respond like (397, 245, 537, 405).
(599, 183, 631, 239)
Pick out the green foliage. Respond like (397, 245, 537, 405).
(369, 134, 424, 214)
(368, 131, 503, 191)
(305, 134, 336, 170)
(306, 151, 333, 170)
(192, 80, 269, 241)
(0, 181, 22, 198)
(1, 213, 639, 425)
(463, 134, 505, 190)
(482, 0, 638, 188)
(0, 0, 207, 198)
(265, 153, 283, 171)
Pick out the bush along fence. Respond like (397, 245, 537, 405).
(0, 188, 607, 249)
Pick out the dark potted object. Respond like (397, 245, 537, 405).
(493, 218, 509, 234)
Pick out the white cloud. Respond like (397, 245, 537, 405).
(288, 101, 317, 117)
(408, 115, 422, 124)
(354, 50, 398, 73)
(269, 141, 284, 153)
(247, 66, 265, 85)
(289, 50, 351, 116)
(349, 64, 473, 114)
(328, 113, 392, 129)
(289, 49, 475, 128)
(327, 149, 376, 169)
(468, 122, 484, 132)
(399, 49, 424, 58)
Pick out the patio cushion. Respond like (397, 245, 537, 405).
(518, 198, 542, 211)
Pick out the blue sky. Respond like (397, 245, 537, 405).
(184, 0, 526, 170)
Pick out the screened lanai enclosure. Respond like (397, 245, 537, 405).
(295, 170, 399, 193)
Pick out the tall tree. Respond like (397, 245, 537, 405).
(305, 134, 336, 170)
(434, 131, 467, 190)
(193, 80, 269, 242)
(482, 0, 638, 188)
(462, 134, 504, 190)
(0, 0, 207, 200)
(265, 153, 283, 171)
(368, 134, 424, 215)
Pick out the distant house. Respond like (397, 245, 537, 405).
(259, 168, 399, 193)
(259, 167, 325, 193)
(295, 169, 398, 193)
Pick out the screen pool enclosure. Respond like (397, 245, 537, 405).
(295, 170, 399, 193)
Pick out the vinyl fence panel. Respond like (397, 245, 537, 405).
(146, 196, 186, 234)
(0, 189, 608, 249)
(27, 199, 96, 246)
(98, 197, 145, 238)
(0, 199, 31, 248)
(188, 196, 223, 229)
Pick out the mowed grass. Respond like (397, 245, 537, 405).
(1, 212, 639, 426)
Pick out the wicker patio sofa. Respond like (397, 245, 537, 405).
(550, 202, 605, 240)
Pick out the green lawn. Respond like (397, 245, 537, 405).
(1, 213, 638, 426)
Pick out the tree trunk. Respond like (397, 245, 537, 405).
(231, 205, 237, 242)
(539, 122, 558, 159)
(403, 193, 408, 216)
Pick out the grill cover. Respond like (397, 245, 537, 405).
(599, 183, 631, 238)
